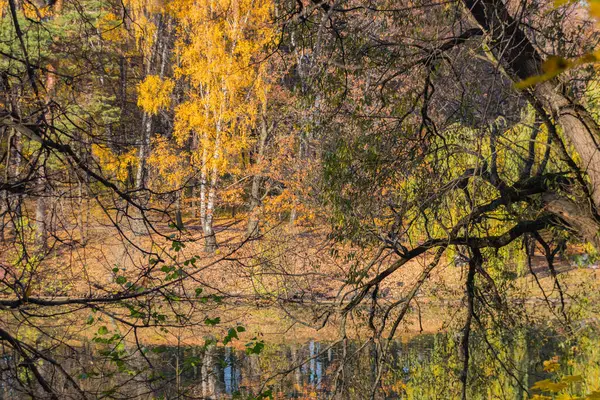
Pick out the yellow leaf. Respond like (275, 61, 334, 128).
(137, 75, 174, 115)
(557, 394, 581, 400)
(515, 75, 545, 89)
(515, 57, 571, 89)
(543, 357, 561, 373)
(532, 379, 555, 390)
(532, 379, 569, 393)
(542, 56, 570, 74)
(590, 1, 600, 18)
(561, 375, 583, 383)
(554, 0, 575, 6)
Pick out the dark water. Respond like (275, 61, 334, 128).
(0, 325, 598, 399)
(144, 326, 598, 399)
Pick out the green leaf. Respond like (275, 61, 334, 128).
(171, 240, 185, 252)
(204, 317, 221, 326)
(223, 328, 239, 345)
(245, 340, 265, 355)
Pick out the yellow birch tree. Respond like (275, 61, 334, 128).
(171, 0, 274, 252)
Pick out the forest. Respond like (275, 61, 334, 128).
(1, 0, 600, 398)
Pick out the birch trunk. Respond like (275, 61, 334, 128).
(203, 131, 220, 253)
(0, 130, 13, 241)
(35, 179, 47, 251)
(133, 16, 173, 234)
(9, 130, 22, 237)
(34, 62, 57, 251)
(200, 133, 208, 228)
(135, 112, 152, 190)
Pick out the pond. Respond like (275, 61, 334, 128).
(139, 325, 598, 399)
(0, 321, 598, 399)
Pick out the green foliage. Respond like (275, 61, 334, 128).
(245, 339, 265, 355)
(204, 316, 221, 326)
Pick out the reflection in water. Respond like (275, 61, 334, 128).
(0, 326, 598, 399)
(148, 327, 598, 399)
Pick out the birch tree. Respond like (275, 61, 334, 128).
(172, 0, 273, 252)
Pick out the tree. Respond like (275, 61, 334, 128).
(463, 0, 600, 248)
(1, 0, 600, 397)
(280, 0, 600, 395)
(171, 0, 274, 252)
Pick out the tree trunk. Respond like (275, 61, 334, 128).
(534, 83, 600, 208)
(288, 206, 297, 227)
(463, 0, 600, 241)
(246, 175, 261, 237)
(118, 54, 130, 158)
(204, 133, 220, 253)
(288, 138, 304, 228)
(130, 112, 152, 236)
(175, 190, 184, 230)
(0, 130, 14, 241)
(78, 180, 87, 245)
(135, 14, 171, 190)
(0, 194, 5, 242)
(543, 193, 600, 250)
(10, 130, 22, 237)
(200, 134, 208, 225)
(77, 135, 91, 246)
(35, 184, 47, 252)
(246, 103, 269, 238)
(32, 62, 58, 251)
(136, 112, 152, 190)
(133, 15, 171, 235)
